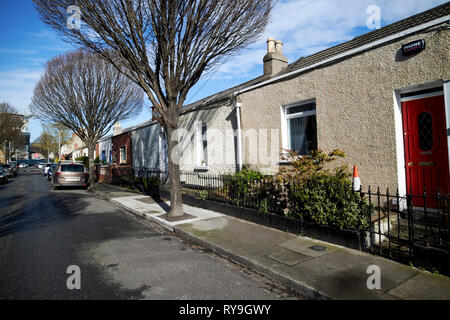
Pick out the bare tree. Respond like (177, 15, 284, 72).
(34, 125, 58, 162)
(34, 0, 274, 217)
(0, 102, 25, 162)
(50, 123, 72, 159)
(30, 50, 144, 186)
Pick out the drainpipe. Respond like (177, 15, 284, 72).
(235, 101, 243, 172)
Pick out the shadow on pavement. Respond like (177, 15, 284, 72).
(0, 192, 90, 238)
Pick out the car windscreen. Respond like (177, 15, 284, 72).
(1, 165, 10, 168)
(60, 165, 85, 173)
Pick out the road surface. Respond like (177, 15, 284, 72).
(0, 168, 300, 300)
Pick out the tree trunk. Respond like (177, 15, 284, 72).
(87, 140, 95, 188)
(166, 125, 184, 217)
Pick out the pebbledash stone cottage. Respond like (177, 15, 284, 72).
(97, 3, 450, 200)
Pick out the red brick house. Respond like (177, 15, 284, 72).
(96, 124, 134, 183)
(112, 131, 132, 166)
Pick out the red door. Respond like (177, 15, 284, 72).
(402, 95, 449, 205)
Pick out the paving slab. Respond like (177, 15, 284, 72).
(178, 216, 296, 262)
(279, 238, 338, 258)
(388, 272, 450, 300)
(268, 250, 312, 266)
(111, 195, 224, 231)
(288, 248, 418, 300)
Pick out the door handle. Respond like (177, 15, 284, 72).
(408, 162, 415, 167)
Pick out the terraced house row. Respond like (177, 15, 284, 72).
(95, 3, 450, 200)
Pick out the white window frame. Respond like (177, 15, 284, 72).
(119, 146, 127, 164)
(195, 122, 208, 168)
(281, 99, 317, 159)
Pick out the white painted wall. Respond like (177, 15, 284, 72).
(98, 138, 113, 163)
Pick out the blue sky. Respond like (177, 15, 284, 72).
(0, 0, 447, 142)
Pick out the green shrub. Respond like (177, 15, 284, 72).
(290, 168, 371, 230)
(196, 190, 209, 200)
(94, 156, 100, 164)
(223, 169, 264, 200)
(224, 150, 372, 231)
(75, 156, 89, 168)
(258, 198, 269, 215)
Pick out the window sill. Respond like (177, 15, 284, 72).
(194, 166, 209, 172)
(278, 156, 305, 165)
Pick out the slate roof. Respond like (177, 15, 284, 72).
(182, 74, 269, 113)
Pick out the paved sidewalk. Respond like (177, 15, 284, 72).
(90, 184, 450, 300)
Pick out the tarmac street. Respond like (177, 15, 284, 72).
(0, 169, 301, 300)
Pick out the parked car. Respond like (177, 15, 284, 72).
(47, 164, 58, 181)
(8, 162, 18, 177)
(0, 167, 8, 184)
(52, 163, 89, 189)
(0, 164, 13, 178)
(19, 163, 27, 168)
(37, 162, 46, 169)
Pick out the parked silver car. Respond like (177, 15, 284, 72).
(52, 163, 89, 189)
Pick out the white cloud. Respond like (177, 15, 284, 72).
(210, 0, 448, 79)
(0, 68, 45, 141)
(0, 68, 43, 112)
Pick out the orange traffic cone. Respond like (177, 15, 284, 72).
(353, 166, 361, 191)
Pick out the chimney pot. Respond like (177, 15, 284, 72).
(275, 40, 283, 55)
(113, 122, 123, 136)
(267, 38, 276, 53)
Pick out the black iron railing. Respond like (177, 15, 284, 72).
(361, 186, 449, 266)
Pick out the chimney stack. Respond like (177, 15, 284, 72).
(263, 38, 288, 77)
(113, 122, 123, 136)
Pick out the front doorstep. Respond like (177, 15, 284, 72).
(159, 189, 365, 251)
